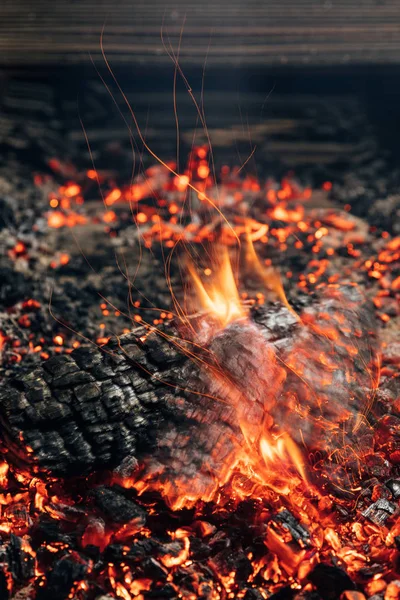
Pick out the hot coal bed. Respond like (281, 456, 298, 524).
(0, 70, 400, 600)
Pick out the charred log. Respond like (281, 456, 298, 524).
(0, 326, 188, 476)
(0, 284, 379, 503)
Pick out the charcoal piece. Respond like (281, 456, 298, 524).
(357, 563, 387, 579)
(74, 382, 101, 401)
(210, 549, 252, 582)
(0, 330, 182, 476)
(0, 265, 31, 307)
(266, 588, 296, 600)
(43, 355, 79, 377)
(90, 486, 147, 525)
(0, 571, 8, 600)
(189, 537, 211, 560)
(72, 347, 102, 370)
(142, 557, 168, 580)
(386, 479, 400, 499)
(273, 510, 310, 546)
(243, 590, 265, 600)
(31, 515, 75, 547)
(362, 498, 397, 526)
(104, 539, 161, 564)
(308, 563, 355, 600)
(6, 534, 35, 584)
(35, 554, 89, 600)
(144, 583, 177, 598)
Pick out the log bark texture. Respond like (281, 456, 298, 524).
(1, 0, 400, 66)
(0, 284, 378, 500)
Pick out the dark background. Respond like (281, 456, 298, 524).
(1, 0, 400, 67)
(1, 0, 400, 174)
(1, 0, 400, 153)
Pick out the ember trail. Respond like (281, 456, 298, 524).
(1, 88, 400, 600)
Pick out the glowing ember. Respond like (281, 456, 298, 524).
(2, 133, 399, 600)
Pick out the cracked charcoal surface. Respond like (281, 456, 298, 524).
(0, 326, 188, 476)
(35, 554, 90, 600)
(90, 486, 147, 525)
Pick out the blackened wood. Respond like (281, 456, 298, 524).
(35, 554, 89, 600)
(1, 0, 400, 66)
(0, 285, 378, 490)
(90, 486, 147, 525)
(308, 563, 356, 600)
(0, 327, 188, 476)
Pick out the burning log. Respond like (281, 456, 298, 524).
(0, 283, 379, 509)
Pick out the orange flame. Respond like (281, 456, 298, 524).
(259, 433, 309, 493)
(187, 245, 244, 328)
(186, 229, 298, 329)
(244, 227, 300, 321)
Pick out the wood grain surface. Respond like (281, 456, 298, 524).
(1, 0, 400, 66)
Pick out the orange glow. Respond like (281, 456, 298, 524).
(136, 212, 147, 224)
(64, 184, 81, 198)
(2, 143, 393, 595)
(160, 531, 190, 567)
(392, 275, 400, 290)
(130, 184, 147, 202)
(105, 188, 122, 206)
(14, 242, 26, 255)
(168, 203, 179, 215)
(48, 211, 86, 229)
(0, 331, 7, 351)
(197, 163, 210, 179)
(175, 174, 189, 191)
(103, 210, 117, 223)
(47, 211, 65, 228)
(270, 205, 304, 223)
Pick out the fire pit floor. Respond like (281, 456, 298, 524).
(0, 72, 400, 600)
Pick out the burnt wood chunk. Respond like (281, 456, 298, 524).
(308, 563, 355, 600)
(90, 486, 147, 525)
(0, 330, 187, 476)
(35, 554, 89, 600)
(362, 498, 397, 525)
(386, 479, 400, 499)
(0, 285, 378, 500)
(273, 510, 311, 546)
